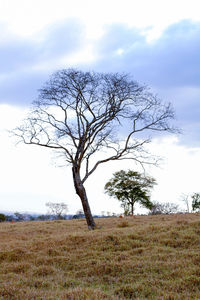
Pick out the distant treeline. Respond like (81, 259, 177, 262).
(0, 212, 104, 222)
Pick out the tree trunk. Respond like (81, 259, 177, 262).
(72, 166, 96, 230)
(131, 202, 134, 215)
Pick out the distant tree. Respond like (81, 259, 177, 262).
(72, 215, 79, 219)
(191, 193, 200, 212)
(150, 202, 179, 215)
(5, 215, 13, 222)
(76, 209, 84, 217)
(121, 201, 131, 216)
(180, 193, 191, 213)
(105, 170, 155, 215)
(37, 214, 51, 221)
(27, 215, 37, 221)
(101, 211, 105, 217)
(22, 213, 35, 221)
(72, 209, 85, 219)
(13, 69, 175, 229)
(46, 202, 68, 219)
(0, 213, 6, 222)
(14, 212, 25, 221)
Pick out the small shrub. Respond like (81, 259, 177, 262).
(6, 262, 30, 274)
(118, 220, 129, 228)
(63, 287, 111, 299)
(115, 284, 137, 298)
(33, 265, 56, 276)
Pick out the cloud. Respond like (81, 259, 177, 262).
(0, 19, 84, 105)
(1, 19, 200, 144)
(92, 20, 200, 145)
(147, 136, 200, 207)
(94, 20, 200, 87)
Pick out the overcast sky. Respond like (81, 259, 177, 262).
(0, 0, 200, 215)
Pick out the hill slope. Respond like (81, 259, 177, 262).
(0, 214, 200, 299)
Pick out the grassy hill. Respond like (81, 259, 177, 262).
(0, 213, 200, 299)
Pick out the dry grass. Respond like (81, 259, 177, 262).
(0, 213, 200, 299)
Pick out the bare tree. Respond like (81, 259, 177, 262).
(46, 202, 68, 219)
(14, 212, 25, 221)
(180, 193, 190, 213)
(13, 69, 175, 229)
(150, 202, 179, 215)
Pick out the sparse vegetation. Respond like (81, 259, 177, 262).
(150, 201, 180, 215)
(0, 213, 200, 299)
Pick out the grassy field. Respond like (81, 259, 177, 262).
(0, 213, 200, 299)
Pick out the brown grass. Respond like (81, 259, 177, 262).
(0, 213, 200, 299)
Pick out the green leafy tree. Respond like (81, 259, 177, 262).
(192, 193, 200, 212)
(0, 213, 6, 222)
(105, 170, 156, 215)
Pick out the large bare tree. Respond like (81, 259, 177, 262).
(14, 69, 175, 229)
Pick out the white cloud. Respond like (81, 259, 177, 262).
(1, 0, 200, 42)
(147, 136, 200, 207)
(0, 104, 27, 129)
